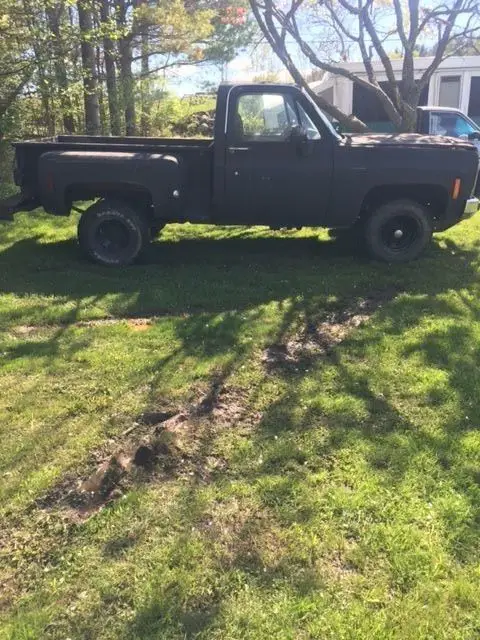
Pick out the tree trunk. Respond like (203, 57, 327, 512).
(140, 31, 150, 136)
(100, 0, 122, 135)
(36, 66, 55, 136)
(118, 37, 135, 135)
(117, 0, 136, 136)
(69, 3, 82, 132)
(22, 0, 55, 135)
(96, 43, 107, 134)
(46, 3, 75, 134)
(78, 1, 101, 135)
(399, 103, 418, 132)
(0, 74, 31, 139)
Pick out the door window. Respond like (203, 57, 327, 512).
(297, 103, 321, 139)
(234, 93, 298, 142)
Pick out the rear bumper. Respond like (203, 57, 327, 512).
(0, 192, 38, 221)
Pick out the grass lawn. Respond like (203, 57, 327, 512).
(1, 208, 480, 639)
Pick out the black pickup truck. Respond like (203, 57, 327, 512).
(1, 83, 479, 266)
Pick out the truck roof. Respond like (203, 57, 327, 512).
(219, 82, 299, 91)
(417, 105, 466, 113)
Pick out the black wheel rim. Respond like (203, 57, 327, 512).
(380, 215, 420, 253)
(95, 220, 131, 257)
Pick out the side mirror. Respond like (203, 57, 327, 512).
(288, 125, 308, 145)
(332, 121, 342, 133)
(468, 131, 480, 141)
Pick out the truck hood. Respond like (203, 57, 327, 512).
(343, 132, 475, 151)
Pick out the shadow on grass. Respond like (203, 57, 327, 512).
(121, 238, 480, 637)
(3, 229, 480, 638)
(0, 233, 478, 323)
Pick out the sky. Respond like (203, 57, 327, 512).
(165, 1, 475, 96)
(165, 5, 397, 94)
(168, 51, 292, 95)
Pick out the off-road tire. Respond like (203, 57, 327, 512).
(364, 199, 433, 263)
(78, 199, 150, 266)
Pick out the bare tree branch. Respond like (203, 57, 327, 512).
(250, 0, 480, 132)
(250, 0, 368, 130)
(418, 0, 466, 91)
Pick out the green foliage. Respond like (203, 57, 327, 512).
(204, 0, 255, 64)
(237, 93, 265, 135)
(0, 141, 15, 196)
(142, 90, 215, 136)
(1, 209, 480, 637)
(0, 1, 256, 139)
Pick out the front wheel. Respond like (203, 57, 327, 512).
(364, 199, 433, 263)
(78, 199, 150, 266)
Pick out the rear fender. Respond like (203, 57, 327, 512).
(38, 151, 183, 217)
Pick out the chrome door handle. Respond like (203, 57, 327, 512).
(228, 146, 250, 153)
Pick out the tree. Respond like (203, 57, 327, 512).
(78, 0, 101, 134)
(1, 0, 257, 139)
(249, 0, 480, 132)
(112, 0, 254, 135)
(202, 1, 256, 67)
(46, 2, 75, 133)
(0, 0, 34, 138)
(99, 0, 121, 135)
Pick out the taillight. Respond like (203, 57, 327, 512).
(452, 178, 461, 200)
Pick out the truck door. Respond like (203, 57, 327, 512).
(224, 87, 334, 226)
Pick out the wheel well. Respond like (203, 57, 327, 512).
(66, 183, 154, 216)
(360, 184, 449, 222)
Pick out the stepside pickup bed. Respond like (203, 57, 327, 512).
(1, 83, 479, 266)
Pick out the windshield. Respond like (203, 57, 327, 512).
(302, 90, 343, 139)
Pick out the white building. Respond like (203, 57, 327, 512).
(311, 55, 480, 130)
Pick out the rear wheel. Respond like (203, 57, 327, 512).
(364, 199, 432, 263)
(78, 199, 150, 266)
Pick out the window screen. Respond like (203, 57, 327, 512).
(438, 76, 461, 108)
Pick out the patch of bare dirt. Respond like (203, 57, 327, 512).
(195, 382, 262, 429)
(126, 318, 154, 331)
(10, 313, 189, 336)
(36, 379, 259, 521)
(36, 410, 197, 521)
(263, 288, 398, 371)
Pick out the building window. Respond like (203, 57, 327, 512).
(468, 76, 480, 122)
(438, 75, 461, 108)
(351, 80, 429, 131)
